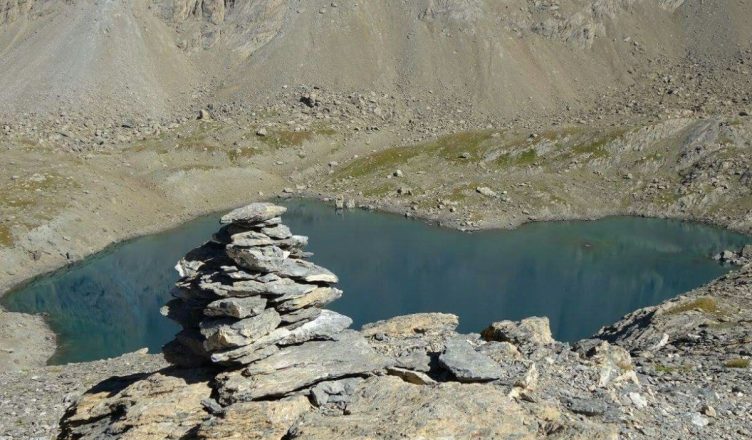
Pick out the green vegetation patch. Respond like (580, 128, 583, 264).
(0, 224, 12, 247)
(447, 182, 482, 202)
(334, 131, 496, 179)
(259, 130, 314, 149)
(654, 363, 692, 374)
(362, 182, 397, 198)
(724, 358, 750, 369)
(429, 130, 496, 162)
(0, 171, 79, 244)
(173, 164, 219, 172)
(334, 146, 425, 179)
(517, 148, 538, 165)
(256, 124, 337, 149)
(666, 297, 718, 315)
(226, 147, 259, 163)
(563, 127, 630, 161)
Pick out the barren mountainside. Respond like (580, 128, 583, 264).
(1, 0, 751, 122)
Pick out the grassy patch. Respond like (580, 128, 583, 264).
(128, 139, 169, 154)
(724, 358, 750, 369)
(493, 148, 539, 168)
(0, 172, 79, 244)
(518, 148, 538, 165)
(431, 131, 496, 162)
(256, 124, 336, 149)
(226, 147, 259, 163)
(334, 146, 424, 179)
(259, 130, 314, 149)
(666, 297, 718, 315)
(447, 182, 481, 202)
(362, 182, 396, 198)
(0, 224, 12, 247)
(172, 164, 218, 172)
(335, 130, 497, 179)
(315, 126, 338, 136)
(654, 363, 691, 374)
(567, 127, 629, 161)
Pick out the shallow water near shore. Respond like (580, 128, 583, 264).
(3, 199, 749, 365)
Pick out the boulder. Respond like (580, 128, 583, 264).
(481, 316, 554, 346)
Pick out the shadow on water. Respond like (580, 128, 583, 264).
(2, 199, 749, 364)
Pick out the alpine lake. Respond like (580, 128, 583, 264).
(3, 199, 749, 364)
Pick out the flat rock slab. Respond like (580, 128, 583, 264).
(361, 313, 459, 338)
(278, 310, 353, 346)
(439, 338, 503, 382)
(275, 287, 342, 313)
(221, 203, 287, 225)
(285, 376, 561, 439)
(205, 296, 267, 319)
(196, 396, 311, 440)
(217, 331, 390, 403)
(200, 309, 281, 350)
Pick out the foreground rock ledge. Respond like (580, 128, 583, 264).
(58, 204, 752, 439)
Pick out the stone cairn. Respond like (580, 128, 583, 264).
(161, 202, 353, 367)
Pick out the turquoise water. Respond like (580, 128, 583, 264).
(2, 199, 749, 364)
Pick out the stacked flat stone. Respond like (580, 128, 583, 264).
(162, 202, 352, 367)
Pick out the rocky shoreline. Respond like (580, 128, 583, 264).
(45, 203, 750, 439)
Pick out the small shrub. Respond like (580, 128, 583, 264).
(666, 297, 718, 315)
(724, 358, 750, 369)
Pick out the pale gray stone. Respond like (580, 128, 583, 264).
(274, 259, 339, 283)
(226, 245, 288, 272)
(481, 317, 554, 346)
(309, 378, 363, 407)
(278, 310, 352, 346)
(229, 231, 275, 247)
(210, 327, 291, 365)
(262, 278, 318, 298)
(200, 309, 282, 351)
(439, 338, 502, 382)
(275, 287, 342, 313)
(280, 308, 322, 326)
(204, 297, 267, 319)
(261, 224, 292, 239)
(221, 203, 287, 225)
(395, 350, 432, 372)
(217, 331, 390, 403)
(386, 367, 436, 385)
